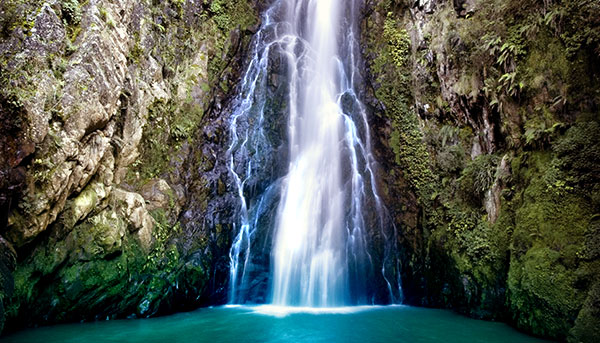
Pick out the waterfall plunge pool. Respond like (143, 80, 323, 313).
(1, 305, 550, 342)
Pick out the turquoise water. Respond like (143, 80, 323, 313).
(1, 305, 549, 342)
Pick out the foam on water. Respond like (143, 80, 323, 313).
(248, 304, 404, 317)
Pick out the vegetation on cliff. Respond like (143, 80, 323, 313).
(0, 0, 258, 333)
(364, 0, 599, 341)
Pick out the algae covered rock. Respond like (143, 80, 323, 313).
(0, 237, 16, 333)
(363, 0, 600, 340)
(112, 188, 154, 249)
(0, 0, 259, 334)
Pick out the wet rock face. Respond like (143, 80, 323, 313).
(365, 0, 600, 341)
(181, 39, 291, 304)
(0, 0, 259, 333)
(0, 84, 33, 248)
(2, 0, 148, 247)
(0, 237, 16, 333)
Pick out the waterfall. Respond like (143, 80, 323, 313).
(270, 0, 346, 307)
(227, 0, 402, 306)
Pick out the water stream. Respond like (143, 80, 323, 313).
(227, 0, 401, 306)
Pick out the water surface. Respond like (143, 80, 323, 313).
(1, 305, 550, 342)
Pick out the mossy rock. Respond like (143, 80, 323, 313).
(507, 150, 597, 339)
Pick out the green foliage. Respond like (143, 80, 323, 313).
(508, 245, 584, 338)
(496, 26, 526, 73)
(61, 0, 81, 26)
(383, 15, 411, 70)
(435, 144, 466, 175)
(205, 0, 257, 32)
(552, 0, 600, 57)
(209, 0, 231, 31)
(128, 33, 144, 64)
(136, 210, 184, 317)
(169, 0, 185, 9)
(426, 0, 599, 130)
(424, 124, 467, 175)
(6, 202, 209, 326)
(458, 154, 500, 203)
(438, 125, 460, 147)
(389, 114, 437, 202)
(2, 0, 262, 331)
(60, 0, 83, 43)
(447, 209, 505, 277)
(569, 277, 600, 341)
(170, 111, 198, 141)
(425, 198, 511, 318)
(128, 100, 204, 181)
(373, 0, 600, 338)
(523, 117, 563, 148)
(367, 6, 438, 214)
(207, 2, 256, 91)
(552, 121, 600, 190)
(505, 149, 598, 339)
(0, 0, 43, 38)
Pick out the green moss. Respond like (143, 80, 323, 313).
(552, 121, 600, 197)
(202, 0, 257, 90)
(60, 0, 81, 26)
(0, 0, 44, 38)
(425, 197, 510, 317)
(59, 183, 102, 229)
(126, 100, 203, 182)
(369, 0, 600, 338)
(62, 0, 83, 43)
(3, 0, 260, 331)
(570, 279, 600, 342)
(383, 15, 411, 70)
(389, 117, 437, 204)
(457, 154, 500, 204)
(128, 32, 144, 65)
(124, 0, 258, 187)
(509, 246, 582, 337)
(6, 203, 210, 327)
(368, 10, 437, 212)
(507, 150, 596, 339)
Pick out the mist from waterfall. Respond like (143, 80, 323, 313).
(227, 0, 402, 307)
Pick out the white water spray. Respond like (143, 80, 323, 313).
(227, 0, 402, 306)
(271, 0, 347, 306)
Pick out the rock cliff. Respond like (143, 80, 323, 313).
(0, 0, 260, 332)
(363, 0, 599, 341)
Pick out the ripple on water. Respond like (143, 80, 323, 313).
(0, 306, 551, 343)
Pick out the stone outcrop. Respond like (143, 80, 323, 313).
(363, 0, 599, 341)
(0, 0, 259, 333)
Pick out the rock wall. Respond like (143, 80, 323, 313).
(0, 0, 260, 333)
(363, 0, 599, 341)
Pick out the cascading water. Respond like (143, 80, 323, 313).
(227, 0, 402, 306)
(270, 0, 346, 307)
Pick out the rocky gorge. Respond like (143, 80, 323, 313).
(0, 0, 598, 342)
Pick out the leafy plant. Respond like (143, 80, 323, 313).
(61, 0, 81, 26)
(458, 154, 500, 203)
